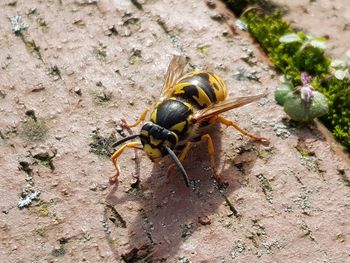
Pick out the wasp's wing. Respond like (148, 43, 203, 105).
(160, 55, 187, 100)
(193, 94, 265, 123)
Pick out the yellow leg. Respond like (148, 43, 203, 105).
(110, 142, 142, 183)
(120, 109, 149, 129)
(217, 115, 268, 142)
(201, 134, 221, 181)
(166, 141, 193, 177)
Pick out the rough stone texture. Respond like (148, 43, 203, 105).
(0, 0, 349, 262)
(273, 0, 350, 58)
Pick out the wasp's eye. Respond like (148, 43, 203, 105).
(167, 132, 178, 146)
(141, 122, 152, 132)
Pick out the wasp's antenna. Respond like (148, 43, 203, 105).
(165, 146, 190, 187)
(112, 134, 140, 148)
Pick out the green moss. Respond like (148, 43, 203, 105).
(241, 11, 350, 152)
(38, 204, 49, 217)
(22, 118, 48, 141)
(89, 129, 117, 157)
(197, 44, 210, 53)
(129, 49, 142, 65)
(34, 228, 46, 237)
(24, 39, 43, 61)
(295, 143, 311, 157)
(256, 174, 273, 203)
(94, 81, 112, 104)
(51, 246, 65, 257)
(94, 43, 107, 60)
(33, 150, 57, 171)
(318, 78, 350, 151)
(243, 12, 330, 84)
(48, 65, 61, 79)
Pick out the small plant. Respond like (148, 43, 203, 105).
(22, 117, 48, 141)
(241, 10, 350, 151)
(279, 33, 327, 51)
(243, 12, 330, 84)
(274, 76, 293, 105)
(330, 50, 350, 80)
(275, 73, 329, 122)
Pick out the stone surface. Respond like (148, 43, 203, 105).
(0, 0, 350, 262)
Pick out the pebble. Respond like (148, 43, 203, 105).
(74, 87, 82, 96)
(198, 216, 211, 225)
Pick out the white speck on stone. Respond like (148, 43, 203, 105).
(10, 15, 29, 33)
(18, 191, 41, 208)
(271, 122, 291, 139)
(235, 19, 248, 31)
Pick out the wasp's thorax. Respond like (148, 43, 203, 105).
(140, 122, 178, 162)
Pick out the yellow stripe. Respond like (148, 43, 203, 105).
(170, 121, 187, 133)
(175, 70, 228, 103)
(143, 144, 162, 159)
(140, 130, 149, 136)
(183, 101, 193, 111)
(173, 82, 212, 107)
(150, 108, 157, 122)
(209, 72, 228, 101)
(150, 136, 162, 146)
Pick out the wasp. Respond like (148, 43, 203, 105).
(110, 56, 268, 186)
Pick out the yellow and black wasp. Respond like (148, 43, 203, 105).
(110, 56, 268, 186)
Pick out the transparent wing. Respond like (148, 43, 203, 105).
(160, 55, 187, 100)
(193, 94, 265, 123)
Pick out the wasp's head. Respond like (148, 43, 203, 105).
(112, 122, 189, 186)
(139, 122, 178, 162)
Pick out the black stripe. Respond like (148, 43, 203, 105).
(179, 73, 217, 103)
(176, 84, 203, 109)
(155, 99, 192, 130)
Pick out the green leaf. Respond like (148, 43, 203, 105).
(278, 74, 293, 83)
(331, 59, 346, 69)
(283, 91, 328, 122)
(310, 40, 327, 50)
(334, 69, 349, 80)
(279, 33, 302, 43)
(274, 83, 294, 105)
(346, 50, 350, 60)
(305, 34, 313, 41)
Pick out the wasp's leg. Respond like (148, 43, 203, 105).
(201, 134, 222, 181)
(216, 115, 269, 142)
(120, 109, 149, 129)
(166, 141, 193, 177)
(110, 142, 142, 183)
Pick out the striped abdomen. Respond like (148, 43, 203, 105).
(171, 71, 228, 109)
(149, 71, 228, 141)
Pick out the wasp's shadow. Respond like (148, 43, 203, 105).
(105, 123, 262, 261)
